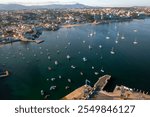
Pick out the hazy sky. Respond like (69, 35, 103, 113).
(0, 0, 150, 7)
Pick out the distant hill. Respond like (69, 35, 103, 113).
(0, 4, 27, 10)
(0, 3, 91, 10)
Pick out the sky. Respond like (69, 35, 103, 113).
(0, 0, 150, 7)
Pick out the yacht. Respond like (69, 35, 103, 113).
(110, 47, 115, 55)
(46, 78, 49, 81)
(133, 39, 138, 45)
(54, 61, 58, 65)
(57, 50, 60, 54)
(68, 42, 71, 45)
(66, 55, 71, 59)
(51, 78, 56, 81)
(83, 40, 86, 43)
(71, 65, 76, 69)
(48, 56, 51, 60)
(50, 86, 56, 90)
(99, 45, 102, 48)
(100, 67, 104, 73)
(92, 66, 95, 69)
(89, 33, 94, 37)
(121, 35, 125, 40)
(115, 39, 118, 44)
(82, 57, 87, 62)
(80, 72, 83, 76)
(88, 45, 92, 50)
(94, 72, 99, 75)
(117, 32, 120, 36)
(48, 67, 52, 71)
(67, 79, 71, 83)
(106, 36, 110, 40)
(133, 29, 138, 33)
(40, 90, 44, 96)
(65, 86, 69, 90)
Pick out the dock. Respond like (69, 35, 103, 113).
(20, 37, 44, 44)
(62, 75, 111, 100)
(0, 70, 9, 78)
(93, 75, 111, 91)
(62, 74, 150, 100)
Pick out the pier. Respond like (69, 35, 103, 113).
(20, 37, 44, 44)
(62, 75, 150, 100)
(62, 75, 111, 100)
(93, 75, 111, 91)
(0, 70, 9, 78)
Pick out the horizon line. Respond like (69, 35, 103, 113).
(0, 2, 150, 7)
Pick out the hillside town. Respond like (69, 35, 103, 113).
(0, 7, 150, 45)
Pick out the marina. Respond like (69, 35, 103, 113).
(0, 19, 150, 99)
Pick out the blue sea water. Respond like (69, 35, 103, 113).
(0, 19, 150, 99)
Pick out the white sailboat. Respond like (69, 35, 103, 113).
(48, 67, 52, 71)
(92, 66, 95, 69)
(71, 65, 76, 69)
(110, 47, 115, 55)
(50, 86, 56, 90)
(51, 78, 56, 81)
(54, 61, 58, 65)
(82, 57, 87, 62)
(99, 45, 102, 48)
(48, 56, 51, 60)
(83, 40, 86, 43)
(66, 55, 71, 59)
(40, 90, 44, 96)
(88, 45, 92, 50)
(58, 75, 62, 79)
(100, 67, 104, 73)
(106, 36, 110, 40)
(65, 86, 69, 90)
(67, 79, 71, 83)
(80, 72, 83, 76)
(133, 39, 138, 45)
(121, 35, 125, 40)
(115, 37, 119, 44)
(94, 72, 99, 75)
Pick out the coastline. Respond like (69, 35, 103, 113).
(61, 24, 83, 28)
(0, 18, 144, 48)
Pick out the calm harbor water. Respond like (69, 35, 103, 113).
(0, 19, 150, 99)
